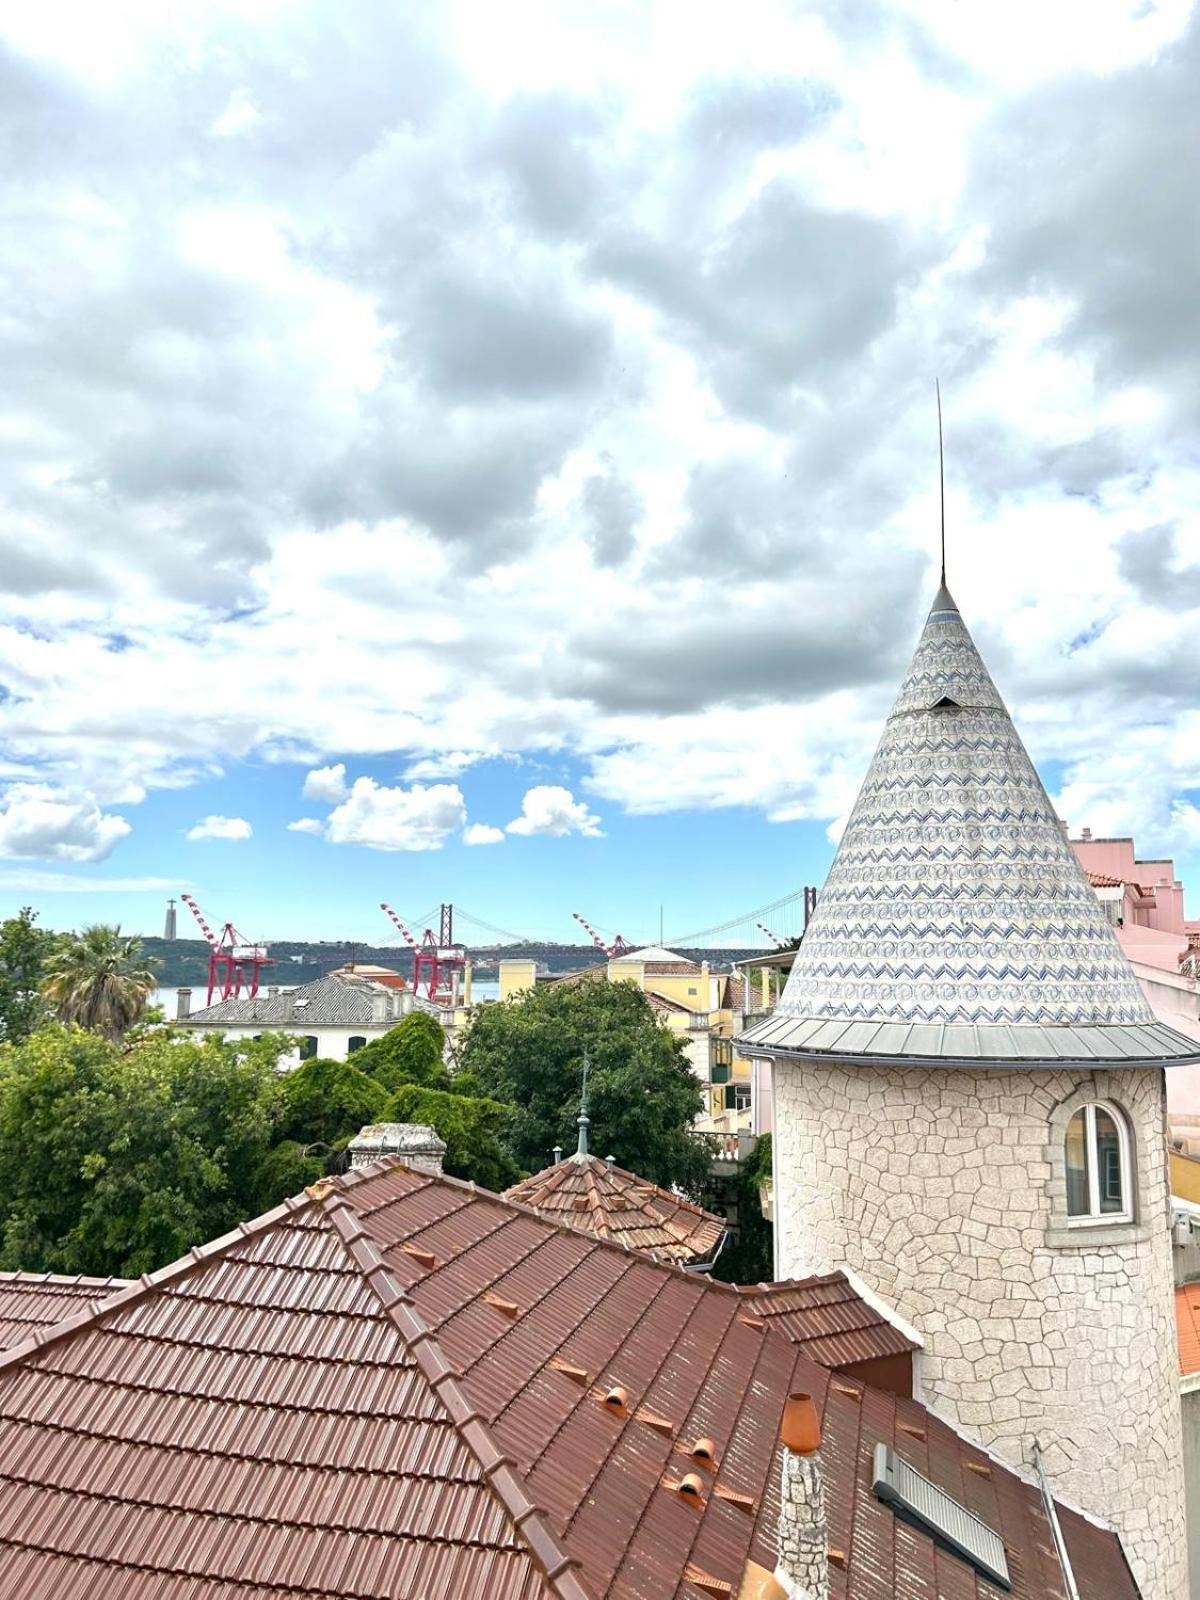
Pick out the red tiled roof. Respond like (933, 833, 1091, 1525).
(1177, 1283, 1200, 1376)
(0, 1272, 130, 1350)
(739, 1273, 918, 1372)
(504, 1153, 726, 1266)
(1086, 871, 1125, 889)
(0, 1162, 1141, 1600)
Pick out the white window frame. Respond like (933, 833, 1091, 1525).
(1066, 1100, 1132, 1226)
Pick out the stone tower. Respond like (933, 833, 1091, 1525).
(740, 583, 1198, 1600)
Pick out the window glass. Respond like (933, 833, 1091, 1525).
(348, 1036, 366, 1053)
(1094, 1107, 1124, 1214)
(1065, 1109, 1090, 1217)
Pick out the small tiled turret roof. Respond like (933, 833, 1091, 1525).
(740, 582, 1200, 1069)
(504, 1153, 727, 1267)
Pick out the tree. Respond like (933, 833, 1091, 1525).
(0, 908, 55, 1043)
(353, 1010, 450, 1093)
(0, 1026, 287, 1276)
(457, 978, 709, 1189)
(389, 1084, 520, 1192)
(42, 925, 158, 1041)
(279, 1057, 389, 1150)
(705, 1132, 773, 1286)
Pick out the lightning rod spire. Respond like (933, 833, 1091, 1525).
(937, 378, 946, 586)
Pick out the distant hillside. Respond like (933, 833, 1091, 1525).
(141, 937, 769, 989)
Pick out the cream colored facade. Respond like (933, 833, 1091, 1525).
(770, 1056, 1185, 1599)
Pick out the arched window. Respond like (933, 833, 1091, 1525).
(1065, 1101, 1132, 1223)
(347, 1036, 366, 1054)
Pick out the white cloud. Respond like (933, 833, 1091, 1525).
(0, 870, 180, 893)
(507, 785, 603, 839)
(286, 817, 325, 835)
(404, 751, 486, 780)
(302, 763, 348, 803)
(326, 778, 466, 851)
(187, 815, 252, 841)
(0, 784, 130, 863)
(463, 822, 505, 846)
(0, 0, 1199, 899)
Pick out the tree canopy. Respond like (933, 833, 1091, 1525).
(457, 977, 709, 1189)
(353, 1010, 449, 1093)
(0, 1027, 288, 1276)
(42, 925, 158, 1041)
(0, 908, 54, 1044)
(388, 1084, 519, 1193)
(279, 1057, 389, 1150)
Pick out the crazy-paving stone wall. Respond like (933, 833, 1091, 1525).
(773, 1058, 1185, 1600)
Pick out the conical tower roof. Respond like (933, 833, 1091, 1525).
(740, 583, 1200, 1068)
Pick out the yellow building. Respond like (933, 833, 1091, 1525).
(498, 945, 751, 1131)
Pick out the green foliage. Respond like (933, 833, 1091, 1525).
(42, 924, 158, 1041)
(388, 1084, 520, 1192)
(0, 1026, 287, 1276)
(249, 1140, 325, 1211)
(0, 907, 55, 1043)
(457, 978, 709, 1189)
(353, 1010, 449, 1093)
(279, 1056, 389, 1149)
(707, 1132, 773, 1287)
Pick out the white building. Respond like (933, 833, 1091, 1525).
(175, 971, 442, 1064)
(739, 580, 1200, 1600)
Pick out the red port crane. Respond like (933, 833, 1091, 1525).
(180, 894, 273, 1007)
(572, 911, 631, 959)
(380, 903, 465, 1005)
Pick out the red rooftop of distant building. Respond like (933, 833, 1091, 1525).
(504, 1152, 727, 1266)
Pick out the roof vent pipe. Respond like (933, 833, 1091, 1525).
(775, 1392, 828, 1600)
(552, 1145, 563, 1165)
(606, 1154, 616, 1170)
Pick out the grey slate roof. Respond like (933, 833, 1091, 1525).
(181, 973, 439, 1028)
(739, 583, 1200, 1070)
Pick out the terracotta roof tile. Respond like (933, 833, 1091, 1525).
(738, 1273, 918, 1371)
(0, 1162, 1141, 1600)
(0, 1273, 131, 1350)
(504, 1155, 726, 1266)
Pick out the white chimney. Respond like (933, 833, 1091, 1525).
(176, 987, 192, 1020)
(370, 989, 389, 1025)
(775, 1393, 828, 1600)
(267, 985, 279, 999)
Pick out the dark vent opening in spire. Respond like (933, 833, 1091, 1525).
(929, 695, 960, 711)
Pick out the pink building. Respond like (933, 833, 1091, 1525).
(1071, 829, 1200, 1111)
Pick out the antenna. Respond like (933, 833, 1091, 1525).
(937, 378, 946, 585)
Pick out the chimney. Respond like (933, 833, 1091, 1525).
(463, 959, 473, 1006)
(267, 985, 279, 999)
(775, 1393, 828, 1600)
(176, 987, 192, 1020)
(552, 1145, 563, 1164)
(1081, 826, 1093, 842)
(371, 989, 389, 1025)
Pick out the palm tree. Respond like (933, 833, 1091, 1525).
(42, 925, 159, 1041)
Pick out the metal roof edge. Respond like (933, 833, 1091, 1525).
(322, 1191, 589, 1600)
(735, 1025, 1200, 1072)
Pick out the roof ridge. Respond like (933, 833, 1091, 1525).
(0, 1186, 323, 1379)
(322, 1191, 590, 1600)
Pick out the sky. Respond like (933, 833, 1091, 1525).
(2, 0, 1200, 948)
